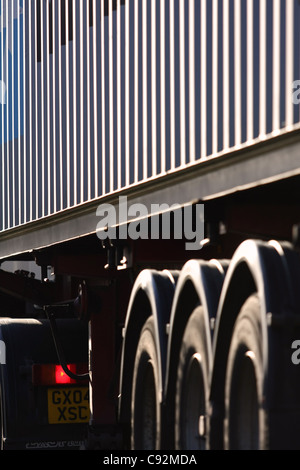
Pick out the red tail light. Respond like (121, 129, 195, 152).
(55, 364, 75, 384)
(32, 363, 88, 386)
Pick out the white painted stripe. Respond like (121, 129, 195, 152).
(247, 0, 253, 142)
(201, 0, 206, 158)
(72, 0, 77, 205)
(212, 0, 218, 155)
(58, 0, 63, 209)
(223, 0, 229, 151)
(93, 0, 98, 196)
(66, 0, 71, 206)
(4, 0, 7, 225)
(109, 0, 114, 192)
(23, 0, 26, 221)
(179, 0, 186, 166)
(6, 0, 8, 225)
(17, 0, 21, 224)
(1, 0, 4, 229)
(286, 0, 294, 128)
(134, 0, 138, 183)
(151, 0, 157, 176)
(125, 0, 130, 186)
(117, 0, 122, 189)
(273, 0, 280, 132)
(11, 0, 15, 226)
(234, 0, 241, 146)
(80, 0, 84, 202)
(142, 0, 147, 179)
(160, 0, 166, 173)
(40, 0, 45, 217)
(101, 0, 106, 193)
(259, 0, 266, 137)
(52, 0, 57, 212)
(189, 0, 195, 163)
(86, 0, 91, 200)
(169, 0, 175, 169)
(29, 0, 33, 220)
(34, 0, 39, 217)
(46, 0, 51, 214)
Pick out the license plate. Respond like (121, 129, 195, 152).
(47, 387, 90, 424)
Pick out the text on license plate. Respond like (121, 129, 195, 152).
(47, 387, 90, 424)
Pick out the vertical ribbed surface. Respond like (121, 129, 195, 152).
(0, 0, 299, 231)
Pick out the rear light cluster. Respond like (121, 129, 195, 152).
(32, 363, 88, 386)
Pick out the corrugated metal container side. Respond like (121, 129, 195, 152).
(0, 0, 299, 233)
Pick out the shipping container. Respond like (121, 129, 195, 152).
(0, 0, 299, 450)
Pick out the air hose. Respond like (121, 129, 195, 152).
(44, 306, 90, 382)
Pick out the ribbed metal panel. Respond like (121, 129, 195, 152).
(0, 0, 299, 233)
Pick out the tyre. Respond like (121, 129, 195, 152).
(175, 306, 210, 450)
(224, 294, 268, 450)
(131, 317, 161, 450)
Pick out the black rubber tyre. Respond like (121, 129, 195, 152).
(131, 316, 161, 450)
(175, 306, 210, 450)
(224, 294, 268, 450)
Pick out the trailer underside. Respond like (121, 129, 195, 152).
(0, 134, 300, 448)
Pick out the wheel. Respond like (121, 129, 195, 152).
(131, 316, 161, 450)
(175, 306, 210, 450)
(224, 294, 268, 450)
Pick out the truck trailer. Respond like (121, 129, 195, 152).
(0, 0, 299, 450)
